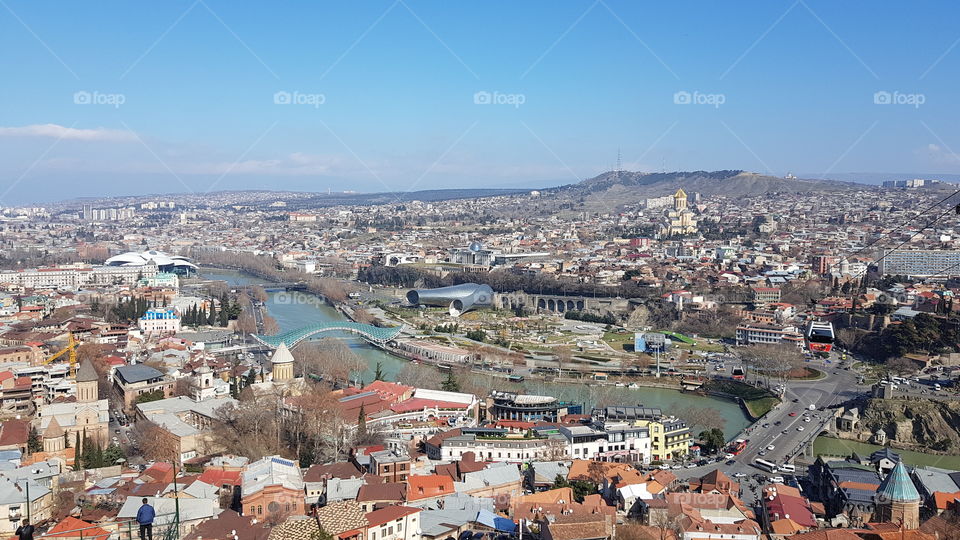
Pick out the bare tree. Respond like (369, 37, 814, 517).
(352, 308, 376, 325)
(130, 420, 179, 462)
(173, 377, 199, 398)
(213, 393, 283, 460)
(397, 363, 442, 389)
(555, 346, 573, 378)
(677, 406, 727, 432)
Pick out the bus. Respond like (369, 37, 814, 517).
(754, 458, 778, 472)
(806, 320, 835, 353)
(729, 439, 748, 456)
(731, 366, 745, 381)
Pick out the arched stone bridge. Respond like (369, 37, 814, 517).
(252, 322, 403, 349)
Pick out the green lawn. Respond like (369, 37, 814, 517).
(813, 436, 960, 469)
(745, 397, 779, 418)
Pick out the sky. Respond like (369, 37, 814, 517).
(1, 1, 959, 204)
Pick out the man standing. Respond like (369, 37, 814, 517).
(15, 519, 34, 540)
(137, 498, 155, 540)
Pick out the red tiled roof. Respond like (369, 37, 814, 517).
(197, 468, 241, 487)
(46, 517, 110, 540)
(389, 398, 469, 413)
(406, 475, 454, 501)
(0, 420, 29, 448)
(365, 505, 420, 527)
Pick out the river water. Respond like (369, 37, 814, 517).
(204, 269, 750, 435)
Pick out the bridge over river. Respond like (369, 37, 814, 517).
(252, 322, 404, 349)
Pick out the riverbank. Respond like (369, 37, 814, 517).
(201, 267, 753, 433)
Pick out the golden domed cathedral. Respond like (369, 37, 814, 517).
(660, 188, 698, 237)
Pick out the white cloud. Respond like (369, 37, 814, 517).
(917, 143, 960, 164)
(0, 123, 135, 142)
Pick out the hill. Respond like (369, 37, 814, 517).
(542, 170, 861, 210)
(861, 397, 960, 453)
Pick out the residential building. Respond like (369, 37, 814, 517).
(241, 456, 305, 520)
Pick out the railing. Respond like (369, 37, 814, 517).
(37, 512, 180, 540)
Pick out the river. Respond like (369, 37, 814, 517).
(203, 268, 751, 435)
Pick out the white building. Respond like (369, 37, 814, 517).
(138, 307, 181, 335)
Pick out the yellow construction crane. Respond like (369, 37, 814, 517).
(43, 332, 77, 374)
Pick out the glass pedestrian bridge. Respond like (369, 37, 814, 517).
(252, 322, 403, 349)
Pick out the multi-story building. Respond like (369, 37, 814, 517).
(878, 249, 960, 277)
(138, 307, 181, 335)
(487, 391, 573, 422)
(365, 506, 421, 540)
(750, 287, 781, 305)
(112, 364, 175, 412)
(735, 323, 804, 347)
(368, 449, 412, 483)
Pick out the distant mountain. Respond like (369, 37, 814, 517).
(542, 170, 861, 209)
(804, 172, 960, 185)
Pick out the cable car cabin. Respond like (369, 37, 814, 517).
(806, 320, 835, 353)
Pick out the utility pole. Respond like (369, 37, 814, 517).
(172, 462, 181, 538)
(25, 481, 30, 523)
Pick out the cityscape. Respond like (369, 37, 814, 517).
(1, 2, 960, 540)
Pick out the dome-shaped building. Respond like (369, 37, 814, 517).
(104, 250, 198, 274)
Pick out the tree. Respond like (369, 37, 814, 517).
(72, 432, 82, 471)
(135, 389, 165, 404)
(27, 426, 41, 453)
(698, 428, 725, 454)
(357, 404, 367, 440)
(465, 329, 487, 342)
(373, 362, 386, 382)
(103, 443, 125, 465)
(310, 525, 335, 540)
(131, 420, 179, 462)
(885, 357, 919, 377)
(441, 371, 461, 392)
(397, 363, 442, 389)
(555, 346, 573, 378)
(173, 377, 199, 398)
(678, 406, 727, 433)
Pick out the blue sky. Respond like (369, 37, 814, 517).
(0, 1, 959, 203)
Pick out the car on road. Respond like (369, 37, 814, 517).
(758, 450, 767, 456)
(762, 423, 769, 428)
(685, 463, 697, 469)
(658, 464, 671, 470)
(112, 436, 118, 443)
(726, 460, 736, 465)
(774, 421, 782, 426)
(803, 417, 811, 423)
(788, 412, 798, 417)
(733, 472, 747, 478)
(766, 445, 776, 451)
(671, 464, 682, 470)
(792, 398, 799, 402)
(724, 453, 735, 460)
(797, 426, 804, 431)
(114, 429, 120, 434)
(771, 476, 785, 483)
(781, 429, 789, 434)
